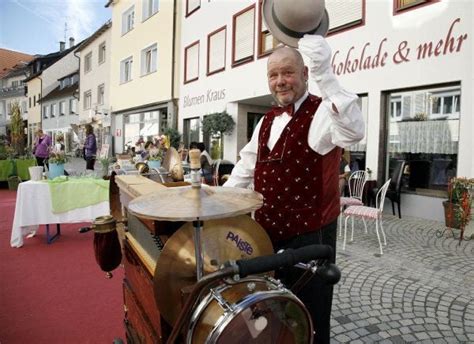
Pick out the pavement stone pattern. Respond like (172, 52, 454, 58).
(331, 215, 474, 343)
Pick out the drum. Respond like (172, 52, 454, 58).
(187, 276, 313, 344)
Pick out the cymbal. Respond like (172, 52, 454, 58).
(153, 215, 274, 326)
(128, 185, 263, 221)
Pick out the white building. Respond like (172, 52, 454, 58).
(76, 21, 113, 154)
(107, 0, 182, 155)
(178, 0, 473, 222)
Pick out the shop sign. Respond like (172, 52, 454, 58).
(115, 129, 122, 137)
(331, 18, 468, 76)
(183, 88, 226, 108)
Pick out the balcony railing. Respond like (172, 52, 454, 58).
(0, 85, 26, 97)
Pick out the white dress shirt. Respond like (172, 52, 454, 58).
(224, 89, 365, 189)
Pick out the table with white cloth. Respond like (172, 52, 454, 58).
(10, 180, 110, 248)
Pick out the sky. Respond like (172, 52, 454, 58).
(0, 0, 111, 55)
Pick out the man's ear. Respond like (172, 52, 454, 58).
(304, 66, 309, 81)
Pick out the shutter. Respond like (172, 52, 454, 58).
(402, 95, 412, 120)
(326, 0, 363, 31)
(414, 92, 427, 116)
(234, 7, 255, 63)
(209, 29, 226, 73)
(186, 43, 199, 82)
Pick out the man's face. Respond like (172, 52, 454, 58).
(267, 49, 308, 106)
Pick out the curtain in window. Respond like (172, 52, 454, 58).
(389, 119, 459, 154)
(326, 0, 362, 31)
(186, 44, 199, 81)
(234, 8, 255, 62)
(209, 29, 225, 73)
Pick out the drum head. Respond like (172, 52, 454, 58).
(215, 296, 312, 344)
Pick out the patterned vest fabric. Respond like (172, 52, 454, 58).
(254, 94, 341, 245)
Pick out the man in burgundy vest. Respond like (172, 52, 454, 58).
(224, 35, 364, 343)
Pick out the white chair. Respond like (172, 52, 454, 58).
(339, 170, 368, 237)
(343, 178, 391, 256)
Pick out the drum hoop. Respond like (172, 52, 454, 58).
(208, 291, 311, 343)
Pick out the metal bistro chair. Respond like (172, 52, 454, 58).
(339, 170, 368, 237)
(343, 178, 391, 256)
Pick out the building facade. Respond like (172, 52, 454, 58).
(107, 0, 182, 155)
(178, 0, 473, 222)
(76, 21, 113, 155)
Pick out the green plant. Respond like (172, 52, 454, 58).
(163, 127, 182, 150)
(9, 102, 25, 156)
(49, 151, 68, 164)
(201, 111, 235, 159)
(446, 177, 474, 231)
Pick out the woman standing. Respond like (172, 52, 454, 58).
(33, 129, 51, 170)
(83, 124, 97, 170)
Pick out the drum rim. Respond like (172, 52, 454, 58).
(187, 278, 314, 344)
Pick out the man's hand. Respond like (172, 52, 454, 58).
(298, 34, 332, 76)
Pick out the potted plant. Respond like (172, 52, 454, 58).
(443, 177, 474, 240)
(147, 135, 167, 169)
(48, 150, 68, 179)
(201, 111, 235, 159)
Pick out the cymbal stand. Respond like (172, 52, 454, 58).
(189, 149, 205, 280)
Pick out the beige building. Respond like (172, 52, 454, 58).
(106, 0, 182, 154)
(76, 21, 113, 153)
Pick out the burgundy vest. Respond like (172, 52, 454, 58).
(254, 95, 341, 245)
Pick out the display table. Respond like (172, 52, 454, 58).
(10, 180, 110, 248)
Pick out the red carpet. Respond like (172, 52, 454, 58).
(0, 189, 125, 343)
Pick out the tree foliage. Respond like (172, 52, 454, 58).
(201, 111, 235, 137)
(9, 102, 25, 156)
(163, 127, 182, 149)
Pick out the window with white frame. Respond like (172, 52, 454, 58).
(98, 42, 106, 64)
(184, 41, 199, 83)
(326, 0, 363, 33)
(429, 90, 460, 119)
(59, 101, 65, 116)
(186, 0, 200, 17)
(143, 0, 159, 20)
(69, 98, 76, 114)
(122, 6, 135, 35)
(121, 57, 133, 83)
(85, 52, 92, 73)
(43, 105, 49, 119)
(98, 84, 105, 105)
(232, 5, 255, 66)
(207, 27, 226, 75)
(141, 43, 158, 75)
(50, 103, 56, 117)
(84, 90, 92, 110)
(390, 96, 402, 121)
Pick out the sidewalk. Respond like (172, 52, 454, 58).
(331, 215, 474, 343)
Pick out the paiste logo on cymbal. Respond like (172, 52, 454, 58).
(226, 231, 254, 255)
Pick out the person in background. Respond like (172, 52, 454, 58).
(83, 124, 97, 170)
(55, 134, 65, 152)
(224, 34, 364, 343)
(339, 149, 351, 195)
(196, 142, 213, 184)
(33, 129, 51, 170)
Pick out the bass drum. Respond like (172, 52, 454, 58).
(187, 277, 313, 344)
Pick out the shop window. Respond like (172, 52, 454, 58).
(257, 0, 278, 57)
(247, 112, 264, 142)
(184, 41, 199, 83)
(186, 0, 200, 17)
(183, 117, 201, 148)
(232, 4, 255, 67)
(326, 0, 364, 34)
(207, 26, 226, 75)
(385, 85, 460, 196)
(124, 111, 160, 150)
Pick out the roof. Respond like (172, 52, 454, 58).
(75, 21, 112, 53)
(40, 83, 78, 102)
(0, 48, 34, 78)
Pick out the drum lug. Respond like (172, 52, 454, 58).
(211, 289, 234, 312)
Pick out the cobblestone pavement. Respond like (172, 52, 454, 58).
(331, 215, 474, 343)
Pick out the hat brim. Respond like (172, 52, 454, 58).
(263, 0, 329, 48)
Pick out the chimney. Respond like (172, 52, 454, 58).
(59, 41, 65, 51)
(69, 37, 75, 48)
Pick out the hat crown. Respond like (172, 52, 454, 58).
(273, 0, 325, 33)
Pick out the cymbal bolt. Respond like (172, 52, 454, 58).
(247, 282, 256, 292)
